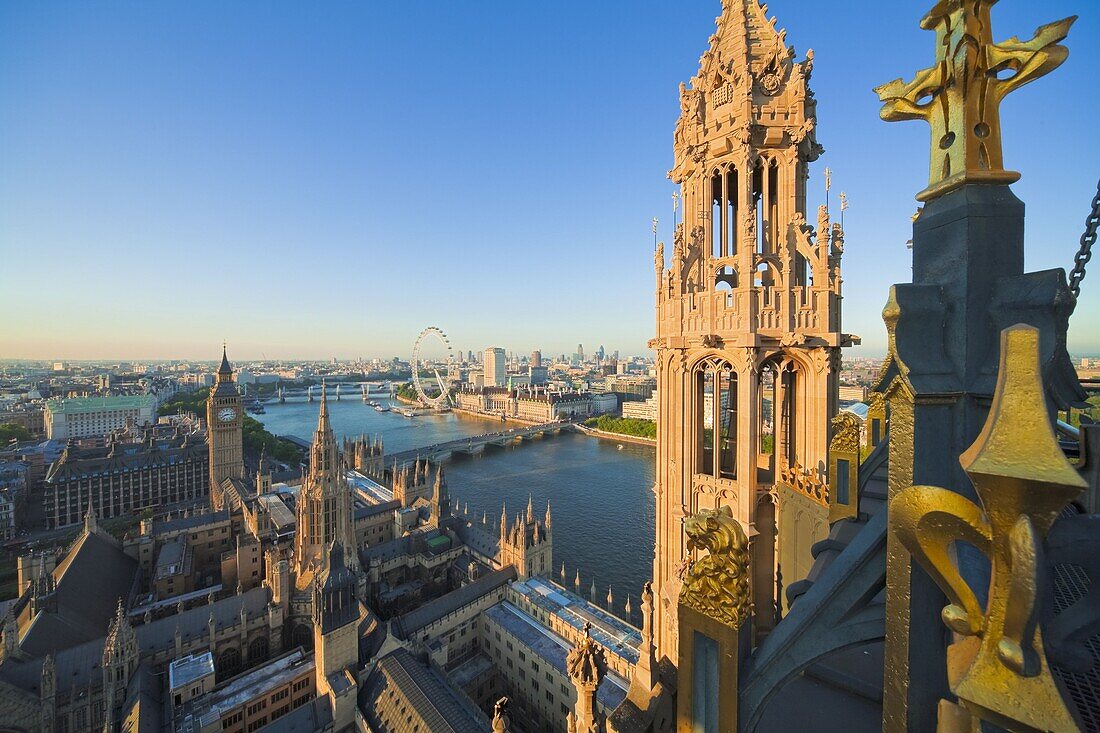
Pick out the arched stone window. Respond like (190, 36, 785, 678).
(292, 623, 313, 651)
(216, 646, 242, 678)
(710, 166, 741, 259)
(761, 357, 802, 468)
(694, 359, 738, 479)
(248, 635, 269, 664)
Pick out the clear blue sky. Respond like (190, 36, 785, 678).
(1, 1, 1097, 361)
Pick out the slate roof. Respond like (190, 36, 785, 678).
(18, 530, 139, 657)
(120, 663, 163, 733)
(45, 435, 206, 483)
(358, 648, 489, 733)
(152, 509, 231, 535)
(484, 602, 628, 710)
(392, 567, 516, 640)
(451, 519, 500, 560)
(0, 587, 273, 697)
(258, 696, 334, 732)
(360, 535, 413, 565)
(354, 499, 401, 521)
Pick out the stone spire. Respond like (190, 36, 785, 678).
(294, 384, 359, 585)
(103, 598, 137, 668)
(545, 500, 552, 530)
(566, 622, 608, 733)
(84, 501, 97, 536)
(630, 581, 657, 694)
(431, 464, 450, 521)
(574, 570, 581, 593)
(526, 493, 534, 522)
(103, 597, 138, 729)
(218, 343, 232, 377)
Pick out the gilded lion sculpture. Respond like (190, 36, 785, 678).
(678, 504, 752, 628)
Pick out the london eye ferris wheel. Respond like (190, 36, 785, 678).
(411, 327, 454, 409)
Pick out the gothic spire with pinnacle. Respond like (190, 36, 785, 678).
(218, 343, 232, 377)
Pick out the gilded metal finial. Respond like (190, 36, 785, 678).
(875, 2, 1075, 201)
(890, 324, 1087, 730)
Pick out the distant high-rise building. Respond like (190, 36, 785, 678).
(531, 350, 542, 369)
(597, 345, 605, 361)
(484, 348, 507, 387)
(577, 344, 585, 362)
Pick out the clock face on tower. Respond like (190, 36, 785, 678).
(218, 407, 237, 423)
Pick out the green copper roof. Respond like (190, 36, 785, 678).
(45, 394, 157, 414)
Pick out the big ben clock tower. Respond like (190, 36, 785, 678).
(207, 345, 244, 510)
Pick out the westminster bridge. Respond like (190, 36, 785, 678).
(278, 419, 576, 468)
(383, 420, 575, 465)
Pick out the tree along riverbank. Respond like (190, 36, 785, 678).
(574, 423, 656, 447)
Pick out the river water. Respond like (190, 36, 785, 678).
(256, 398, 656, 624)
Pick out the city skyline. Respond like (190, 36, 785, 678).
(2, 1, 1098, 360)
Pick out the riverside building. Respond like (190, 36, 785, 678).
(44, 394, 158, 440)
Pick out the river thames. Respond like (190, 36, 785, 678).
(257, 398, 656, 624)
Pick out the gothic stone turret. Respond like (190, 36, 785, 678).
(102, 599, 138, 731)
(312, 542, 360, 731)
(293, 386, 359, 590)
(498, 497, 553, 580)
(651, 0, 856, 663)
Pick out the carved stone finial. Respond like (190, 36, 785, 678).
(875, 3, 1075, 201)
(678, 505, 751, 629)
(567, 620, 608, 733)
(492, 697, 512, 733)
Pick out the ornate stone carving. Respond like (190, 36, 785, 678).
(678, 505, 752, 629)
(700, 334, 721, 349)
(890, 325, 1086, 731)
(744, 209, 757, 245)
(830, 412, 862, 455)
(816, 205, 830, 248)
(780, 332, 806, 348)
(787, 118, 815, 144)
(875, 3, 1074, 201)
(756, 48, 784, 96)
(830, 222, 845, 256)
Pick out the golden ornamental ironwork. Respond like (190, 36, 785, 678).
(780, 463, 830, 507)
(875, 1, 1075, 201)
(890, 324, 1087, 731)
(678, 505, 752, 629)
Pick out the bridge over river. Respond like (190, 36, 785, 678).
(279, 420, 578, 467)
(384, 420, 575, 465)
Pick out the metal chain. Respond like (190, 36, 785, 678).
(1069, 179, 1100, 300)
